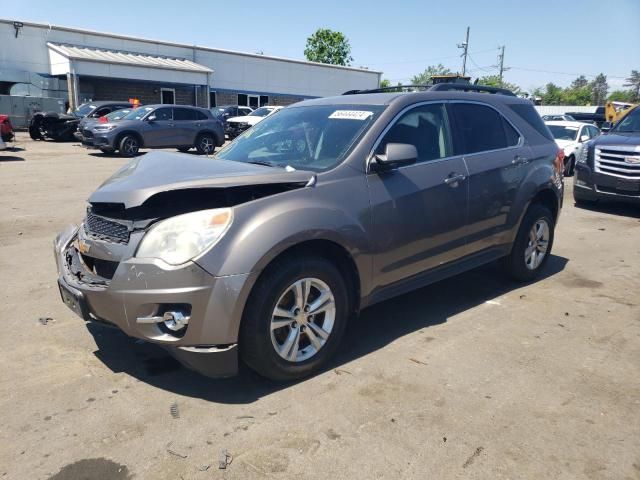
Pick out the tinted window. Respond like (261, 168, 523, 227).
(451, 103, 511, 154)
(153, 108, 173, 121)
(378, 103, 451, 162)
(173, 108, 197, 121)
(195, 110, 208, 120)
(504, 118, 520, 147)
(93, 107, 111, 117)
(508, 103, 554, 141)
(588, 126, 600, 138)
(238, 94, 248, 106)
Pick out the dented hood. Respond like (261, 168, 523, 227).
(89, 151, 315, 208)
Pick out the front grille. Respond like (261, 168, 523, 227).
(595, 146, 640, 178)
(82, 129, 94, 139)
(85, 212, 130, 244)
(80, 254, 119, 280)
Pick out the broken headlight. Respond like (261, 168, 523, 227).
(136, 208, 233, 266)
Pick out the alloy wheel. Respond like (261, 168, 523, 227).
(270, 278, 336, 363)
(525, 219, 550, 270)
(123, 137, 139, 155)
(200, 136, 214, 153)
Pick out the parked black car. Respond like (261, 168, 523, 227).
(29, 101, 134, 141)
(210, 105, 253, 126)
(565, 106, 606, 128)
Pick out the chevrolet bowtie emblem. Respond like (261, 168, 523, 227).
(77, 239, 91, 254)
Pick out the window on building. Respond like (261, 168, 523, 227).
(161, 88, 175, 104)
(260, 95, 269, 106)
(248, 95, 260, 109)
(237, 94, 248, 106)
(209, 92, 217, 108)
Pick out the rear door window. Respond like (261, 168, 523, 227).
(173, 108, 197, 121)
(508, 103, 554, 141)
(450, 103, 515, 155)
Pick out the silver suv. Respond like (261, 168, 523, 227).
(81, 104, 224, 156)
(55, 85, 563, 381)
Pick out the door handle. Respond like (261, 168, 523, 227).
(444, 173, 466, 187)
(168, 123, 175, 127)
(512, 155, 529, 166)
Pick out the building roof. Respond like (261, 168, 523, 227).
(1, 18, 381, 75)
(47, 42, 213, 73)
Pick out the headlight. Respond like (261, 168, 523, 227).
(94, 125, 118, 132)
(577, 142, 590, 164)
(136, 208, 233, 265)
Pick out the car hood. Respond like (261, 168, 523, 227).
(555, 139, 576, 150)
(89, 151, 315, 208)
(226, 116, 263, 125)
(593, 132, 640, 147)
(89, 119, 138, 131)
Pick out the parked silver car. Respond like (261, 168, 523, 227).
(81, 104, 224, 156)
(55, 85, 563, 381)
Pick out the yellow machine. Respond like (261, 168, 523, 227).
(605, 101, 637, 123)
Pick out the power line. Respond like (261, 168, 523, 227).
(509, 66, 627, 80)
(367, 47, 499, 67)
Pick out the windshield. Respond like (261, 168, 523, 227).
(123, 107, 154, 121)
(106, 109, 132, 121)
(548, 125, 578, 141)
(612, 107, 640, 133)
(215, 105, 384, 172)
(249, 107, 276, 117)
(73, 103, 95, 118)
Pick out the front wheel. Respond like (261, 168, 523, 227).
(564, 155, 575, 177)
(240, 257, 349, 381)
(195, 133, 215, 155)
(118, 135, 140, 157)
(504, 204, 555, 282)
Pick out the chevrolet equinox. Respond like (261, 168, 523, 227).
(55, 85, 563, 381)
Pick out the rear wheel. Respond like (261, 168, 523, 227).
(118, 135, 140, 157)
(240, 256, 349, 381)
(504, 204, 554, 282)
(195, 133, 215, 155)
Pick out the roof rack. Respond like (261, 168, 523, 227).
(429, 83, 516, 96)
(342, 83, 516, 97)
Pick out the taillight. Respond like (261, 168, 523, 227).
(99, 116, 108, 123)
(554, 148, 565, 176)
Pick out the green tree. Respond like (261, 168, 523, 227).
(476, 74, 521, 93)
(589, 73, 608, 105)
(304, 28, 353, 66)
(562, 86, 592, 105)
(570, 75, 589, 89)
(380, 79, 392, 89)
(608, 90, 636, 102)
(623, 70, 640, 102)
(539, 82, 565, 105)
(411, 64, 452, 85)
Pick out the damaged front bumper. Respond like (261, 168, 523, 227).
(53, 224, 253, 378)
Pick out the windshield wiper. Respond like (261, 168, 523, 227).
(247, 160, 276, 167)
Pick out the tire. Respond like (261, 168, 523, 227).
(195, 133, 215, 155)
(564, 155, 575, 177)
(99, 148, 114, 155)
(177, 146, 191, 153)
(118, 134, 140, 157)
(504, 204, 555, 282)
(29, 117, 44, 140)
(240, 256, 350, 381)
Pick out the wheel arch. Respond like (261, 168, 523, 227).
(115, 130, 144, 148)
(197, 129, 222, 146)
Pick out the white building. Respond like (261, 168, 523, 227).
(0, 18, 381, 112)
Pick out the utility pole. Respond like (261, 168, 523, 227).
(457, 26, 470, 76)
(497, 45, 507, 86)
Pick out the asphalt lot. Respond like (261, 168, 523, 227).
(1, 132, 639, 480)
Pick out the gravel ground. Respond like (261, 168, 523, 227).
(1, 133, 639, 480)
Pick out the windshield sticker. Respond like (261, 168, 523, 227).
(329, 110, 374, 120)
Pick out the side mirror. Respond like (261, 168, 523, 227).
(600, 122, 612, 133)
(147, 115, 156, 122)
(579, 134, 589, 143)
(373, 143, 418, 171)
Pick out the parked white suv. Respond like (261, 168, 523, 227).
(225, 106, 283, 139)
(545, 120, 600, 176)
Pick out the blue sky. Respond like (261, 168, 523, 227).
(4, 0, 639, 92)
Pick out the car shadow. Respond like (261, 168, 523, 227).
(574, 200, 640, 219)
(88, 255, 568, 404)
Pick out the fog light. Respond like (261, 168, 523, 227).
(163, 311, 190, 331)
